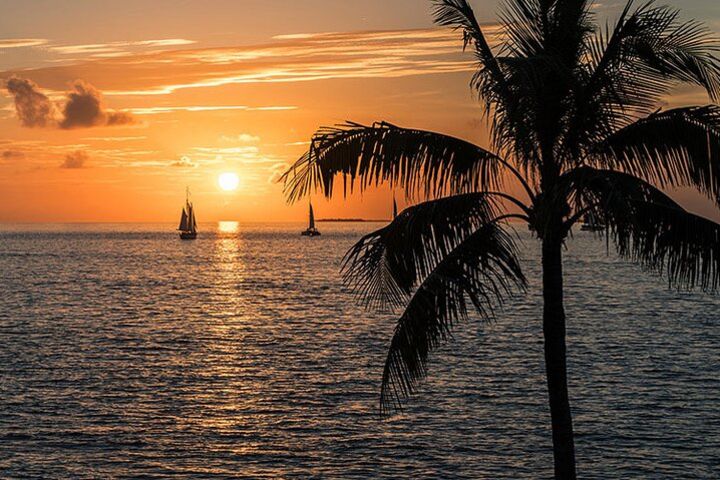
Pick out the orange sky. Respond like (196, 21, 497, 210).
(1, 0, 720, 223)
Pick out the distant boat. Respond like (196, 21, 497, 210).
(580, 212, 605, 232)
(301, 202, 321, 236)
(178, 188, 198, 240)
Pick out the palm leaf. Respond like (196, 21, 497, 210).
(282, 122, 508, 202)
(589, 2, 720, 104)
(567, 167, 720, 291)
(564, 2, 720, 163)
(379, 221, 526, 413)
(431, 0, 503, 78)
(592, 106, 720, 205)
(342, 193, 505, 311)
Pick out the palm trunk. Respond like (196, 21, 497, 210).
(542, 237, 577, 479)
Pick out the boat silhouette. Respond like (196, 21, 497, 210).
(178, 188, 198, 240)
(580, 212, 605, 232)
(301, 202, 321, 236)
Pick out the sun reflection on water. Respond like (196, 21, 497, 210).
(218, 221, 239, 234)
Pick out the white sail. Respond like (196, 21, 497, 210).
(309, 203, 315, 230)
(179, 208, 189, 231)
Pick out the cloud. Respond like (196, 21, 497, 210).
(193, 146, 259, 155)
(125, 105, 295, 115)
(5, 77, 57, 127)
(219, 133, 261, 144)
(268, 162, 289, 184)
(83, 135, 147, 142)
(170, 156, 197, 168)
(60, 80, 134, 129)
(5, 76, 134, 129)
(0, 38, 47, 49)
(2, 150, 24, 159)
(4, 28, 487, 97)
(49, 38, 195, 58)
(61, 150, 89, 169)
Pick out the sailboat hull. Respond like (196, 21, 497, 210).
(301, 229, 321, 237)
(179, 231, 198, 240)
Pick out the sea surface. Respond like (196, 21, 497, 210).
(1, 222, 718, 479)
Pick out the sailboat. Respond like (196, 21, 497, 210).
(178, 188, 198, 240)
(301, 202, 321, 236)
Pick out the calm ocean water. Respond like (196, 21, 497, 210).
(1, 222, 718, 479)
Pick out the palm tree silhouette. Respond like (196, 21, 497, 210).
(282, 1, 720, 478)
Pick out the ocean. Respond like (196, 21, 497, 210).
(1, 222, 718, 479)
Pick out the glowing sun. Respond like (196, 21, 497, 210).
(218, 172, 240, 191)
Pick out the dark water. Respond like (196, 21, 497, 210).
(1, 222, 718, 479)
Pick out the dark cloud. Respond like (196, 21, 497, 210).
(5, 76, 134, 129)
(60, 81, 134, 129)
(2, 150, 25, 159)
(61, 150, 89, 169)
(5, 77, 57, 128)
(170, 156, 197, 167)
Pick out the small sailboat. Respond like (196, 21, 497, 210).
(178, 188, 198, 240)
(301, 202, 321, 236)
(580, 211, 605, 232)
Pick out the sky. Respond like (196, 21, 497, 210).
(1, 0, 720, 223)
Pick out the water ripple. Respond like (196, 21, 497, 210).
(0, 223, 718, 479)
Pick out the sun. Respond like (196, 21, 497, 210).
(218, 172, 240, 191)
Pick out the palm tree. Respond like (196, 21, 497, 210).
(282, 1, 720, 478)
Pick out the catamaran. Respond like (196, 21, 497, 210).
(301, 202, 321, 236)
(178, 188, 198, 240)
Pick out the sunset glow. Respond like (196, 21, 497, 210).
(0, 0, 719, 223)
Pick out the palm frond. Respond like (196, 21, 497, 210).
(497, 0, 545, 58)
(594, 2, 720, 108)
(282, 122, 508, 203)
(634, 4, 720, 100)
(431, 0, 502, 75)
(499, 0, 593, 62)
(592, 106, 720, 205)
(566, 167, 720, 291)
(432, 0, 518, 158)
(342, 193, 509, 311)
(563, 2, 720, 163)
(379, 221, 527, 413)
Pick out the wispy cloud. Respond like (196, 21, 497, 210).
(124, 105, 296, 115)
(268, 162, 289, 184)
(219, 133, 261, 144)
(0, 38, 47, 49)
(83, 135, 147, 142)
(2, 28, 490, 97)
(48, 38, 196, 58)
